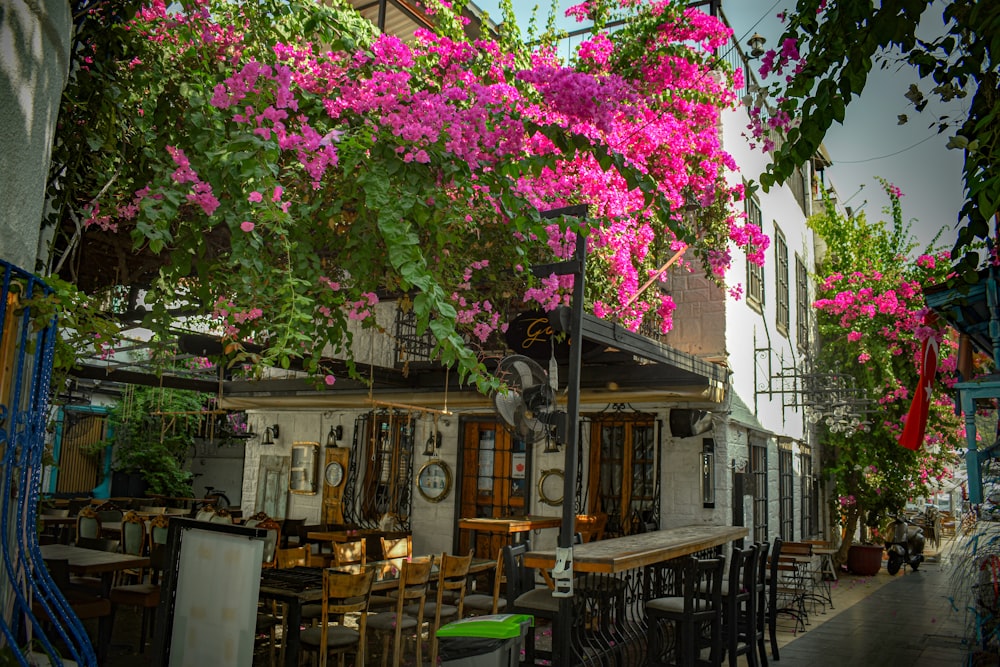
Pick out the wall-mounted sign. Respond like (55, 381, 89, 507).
(505, 310, 599, 361)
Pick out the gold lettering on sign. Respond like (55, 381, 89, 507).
(523, 317, 554, 349)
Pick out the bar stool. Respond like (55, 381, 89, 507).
(753, 541, 770, 667)
(646, 555, 725, 667)
(721, 544, 758, 667)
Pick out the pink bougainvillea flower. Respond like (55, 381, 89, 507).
(240, 221, 255, 232)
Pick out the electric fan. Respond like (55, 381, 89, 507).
(492, 355, 563, 444)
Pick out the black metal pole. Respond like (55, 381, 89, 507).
(556, 227, 586, 664)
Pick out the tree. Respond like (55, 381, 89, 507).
(809, 180, 965, 564)
(41, 0, 766, 391)
(748, 0, 999, 281)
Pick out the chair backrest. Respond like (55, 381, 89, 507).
(685, 556, 725, 615)
(768, 537, 784, 614)
(281, 517, 306, 545)
(95, 502, 124, 524)
(380, 535, 412, 559)
(149, 514, 170, 546)
(435, 552, 473, 617)
(332, 539, 366, 567)
(76, 506, 101, 541)
(391, 557, 433, 619)
(120, 511, 147, 557)
(502, 543, 536, 609)
(257, 517, 282, 568)
(209, 507, 234, 524)
(276, 546, 311, 569)
(575, 514, 608, 543)
(195, 506, 217, 522)
(780, 541, 813, 558)
(319, 568, 376, 666)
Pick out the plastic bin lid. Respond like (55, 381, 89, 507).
(436, 613, 534, 639)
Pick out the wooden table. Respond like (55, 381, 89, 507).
(40, 544, 150, 663)
(458, 516, 562, 558)
(524, 524, 747, 572)
(524, 525, 748, 665)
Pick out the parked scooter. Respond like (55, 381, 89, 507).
(885, 513, 925, 575)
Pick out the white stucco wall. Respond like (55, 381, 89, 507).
(0, 0, 71, 271)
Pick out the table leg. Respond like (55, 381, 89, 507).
(96, 573, 115, 664)
(283, 601, 302, 667)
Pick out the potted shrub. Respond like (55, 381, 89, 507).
(87, 384, 208, 498)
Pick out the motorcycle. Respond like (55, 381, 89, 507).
(885, 513, 925, 575)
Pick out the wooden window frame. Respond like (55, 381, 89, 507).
(745, 196, 765, 312)
(775, 226, 790, 337)
(795, 254, 809, 351)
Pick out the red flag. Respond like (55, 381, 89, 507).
(898, 315, 940, 451)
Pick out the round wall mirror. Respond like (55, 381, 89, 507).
(538, 469, 564, 506)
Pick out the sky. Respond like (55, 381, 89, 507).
(474, 0, 967, 251)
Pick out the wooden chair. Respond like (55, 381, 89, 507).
(209, 507, 234, 524)
(766, 537, 784, 660)
(753, 541, 771, 667)
(405, 551, 472, 665)
(109, 543, 165, 652)
(331, 539, 366, 567)
(502, 543, 559, 664)
(464, 547, 503, 616)
(119, 511, 148, 583)
(257, 517, 282, 569)
(575, 513, 609, 543)
(367, 557, 433, 667)
(720, 545, 758, 667)
(275, 546, 311, 569)
(379, 535, 412, 559)
(281, 517, 307, 548)
(35, 558, 112, 642)
(646, 555, 725, 667)
(94, 501, 124, 525)
(76, 506, 101, 542)
(301, 568, 376, 667)
(149, 514, 170, 547)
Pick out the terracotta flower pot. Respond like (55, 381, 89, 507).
(847, 544, 884, 576)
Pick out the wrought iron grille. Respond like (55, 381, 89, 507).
(343, 410, 414, 530)
(750, 434, 769, 543)
(0, 260, 101, 664)
(778, 442, 794, 541)
(800, 444, 816, 538)
(393, 306, 435, 364)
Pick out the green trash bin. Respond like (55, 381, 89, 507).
(436, 613, 533, 667)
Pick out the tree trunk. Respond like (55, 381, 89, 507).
(834, 505, 861, 568)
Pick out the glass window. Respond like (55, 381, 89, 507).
(586, 416, 660, 537)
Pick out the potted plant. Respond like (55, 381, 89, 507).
(88, 383, 208, 498)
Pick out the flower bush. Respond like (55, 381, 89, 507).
(45, 0, 766, 390)
(809, 180, 972, 562)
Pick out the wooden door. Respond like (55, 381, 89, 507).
(457, 421, 529, 558)
(255, 455, 290, 520)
